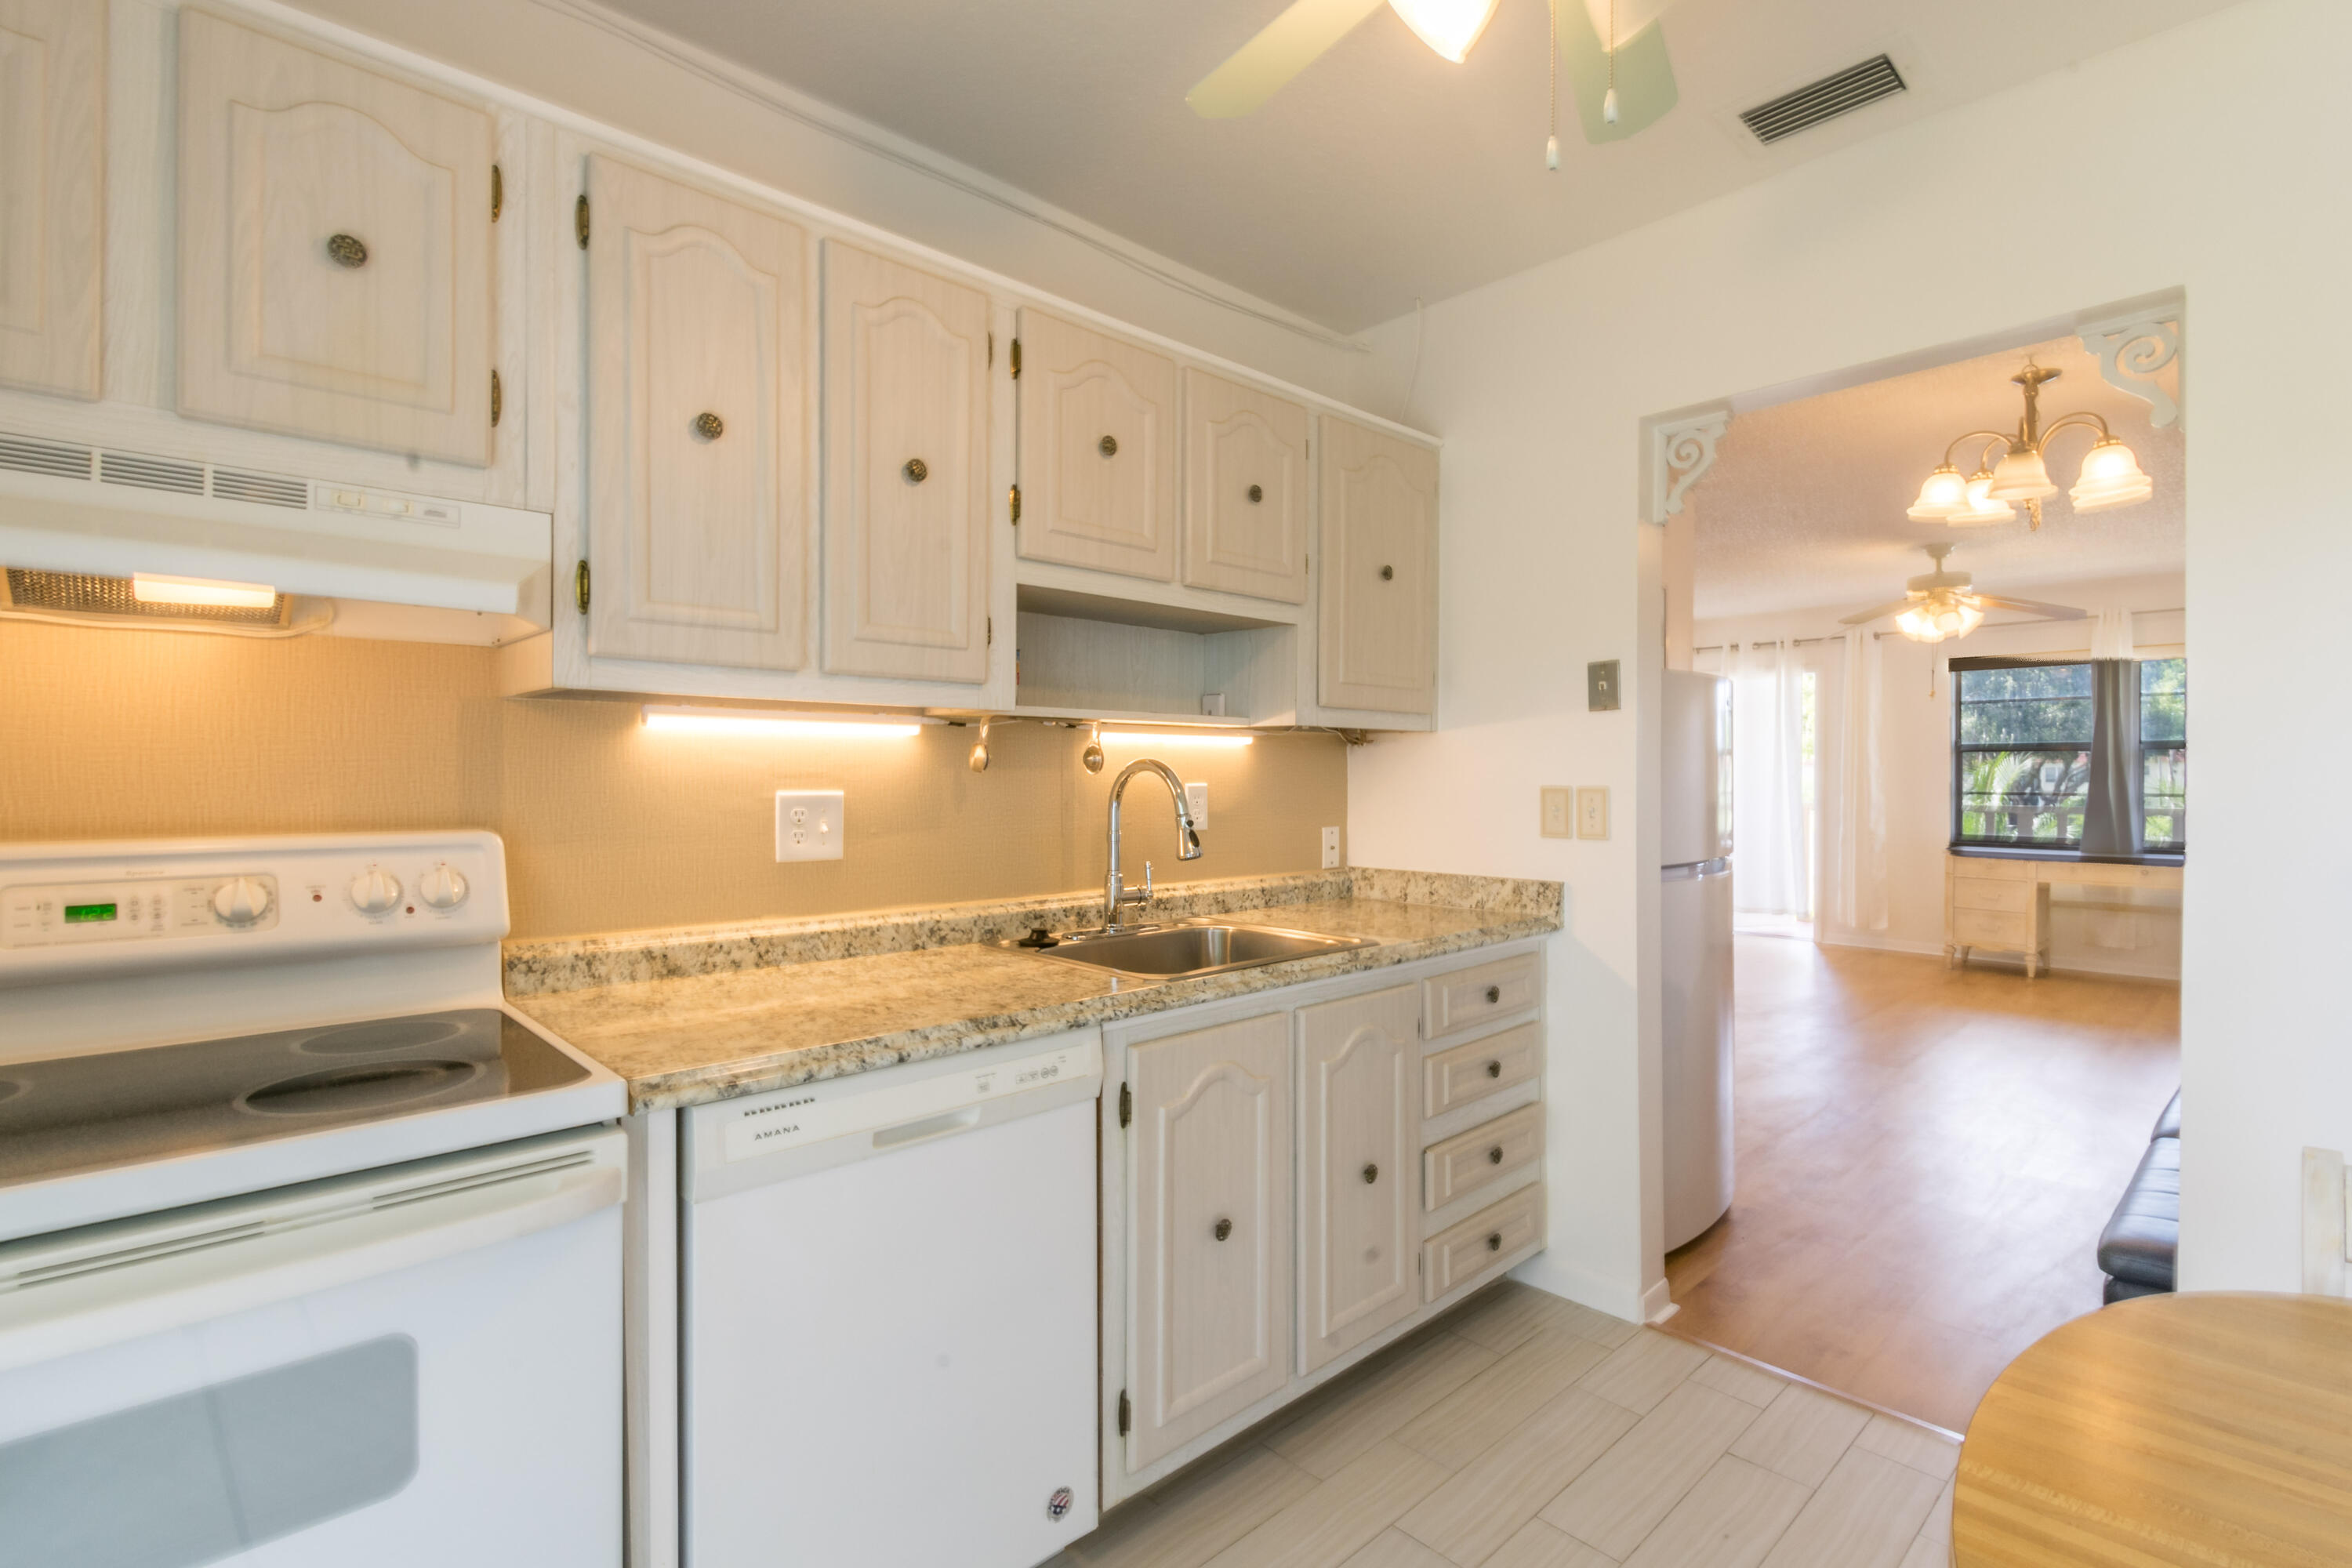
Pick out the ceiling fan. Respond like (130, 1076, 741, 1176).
(1185, 0, 1679, 150)
(1841, 544, 2088, 646)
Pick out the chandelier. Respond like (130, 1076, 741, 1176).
(1907, 362, 2154, 531)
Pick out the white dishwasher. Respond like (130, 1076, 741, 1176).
(681, 1030, 1102, 1568)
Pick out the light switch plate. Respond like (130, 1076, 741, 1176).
(775, 789, 844, 862)
(1587, 660, 1621, 712)
(1575, 786, 1610, 840)
(1185, 782, 1209, 829)
(1321, 826, 1341, 869)
(1540, 786, 1573, 839)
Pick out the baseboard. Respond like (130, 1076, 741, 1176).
(1642, 1279, 1679, 1324)
(1510, 1253, 1649, 1327)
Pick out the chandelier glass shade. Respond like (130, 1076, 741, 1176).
(1987, 443, 2056, 502)
(1908, 362, 2152, 529)
(1907, 464, 1968, 521)
(1948, 470, 2018, 526)
(2069, 437, 2155, 512)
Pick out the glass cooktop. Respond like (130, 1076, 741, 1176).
(0, 1009, 590, 1189)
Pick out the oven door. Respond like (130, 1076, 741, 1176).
(0, 1126, 623, 1568)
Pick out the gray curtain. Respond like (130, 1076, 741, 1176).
(2081, 659, 2143, 856)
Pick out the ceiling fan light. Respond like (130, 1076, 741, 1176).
(1947, 472, 2018, 526)
(1986, 442, 2057, 502)
(1906, 464, 1967, 521)
(2069, 437, 2154, 512)
(1893, 594, 1984, 644)
(1387, 0, 1500, 62)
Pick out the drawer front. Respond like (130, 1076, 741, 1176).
(1424, 1023, 1541, 1120)
(1952, 908, 2032, 949)
(1424, 1183, 1545, 1303)
(1423, 953, 1541, 1038)
(1952, 877, 2031, 914)
(1424, 1103, 1544, 1212)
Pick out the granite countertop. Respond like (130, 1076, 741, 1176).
(505, 870, 1559, 1112)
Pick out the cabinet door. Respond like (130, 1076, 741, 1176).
(821, 241, 991, 683)
(0, 0, 101, 398)
(1319, 416, 1438, 715)
(1295, 985, 1417, 1374)
(1126, 1012, 1291, 1469)
(583, 154, 810, 670)
(1181, 369, 1307, 603)
(1016, 309, 1178, 582)
(176, 10, 495, 464)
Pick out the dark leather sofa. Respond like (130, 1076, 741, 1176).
(2097, 1090, 2180, 1302)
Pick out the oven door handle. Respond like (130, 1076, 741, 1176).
(0, 1132, 622, 1375)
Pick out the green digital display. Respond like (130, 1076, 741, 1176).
(64, 902, 118, 924)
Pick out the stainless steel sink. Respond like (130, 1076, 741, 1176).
(996, 921, 1375, 982)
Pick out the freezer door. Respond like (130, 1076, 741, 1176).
(1661, 670, 1733, 867)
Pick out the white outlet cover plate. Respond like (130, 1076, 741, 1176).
(1575, 786, 1610, 840)
(1185, 782, 1208, 829)
(775, 789, 845, 862)
(1540, 786, 1573, 839)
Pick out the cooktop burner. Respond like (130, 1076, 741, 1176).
(0, 1009, 590, 1190)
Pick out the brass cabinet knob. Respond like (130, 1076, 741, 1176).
(1485, 985, 1501, 1004)
(1486, 1059, 1502, 1079)
(1381, 564, 1396, 581)
(1247, 484, 1263, 503)
(1488, 1146, 1504, 1165)
(1213, 1217, 1232, 1241)
(1099, 434, 1118, 456)
(693, 412, 724, 441)
(326, 233, 368, 268)
(1486, 1232, 1503, 1252)
(1362, 1163, 1379, 1185)
(904, 458, 928, 483)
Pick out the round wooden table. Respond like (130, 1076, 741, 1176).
(1955, 1292, 2352, 1566)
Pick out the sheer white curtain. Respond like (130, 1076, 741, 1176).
(1733, 641, 1810, 917)
(1830, 629, 1889, 932)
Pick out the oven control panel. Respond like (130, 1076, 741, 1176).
(0, 833, 506, 984)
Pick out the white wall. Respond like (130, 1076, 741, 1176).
(1696, 573, 2187, 981)
(1344, 0, 2350, 1310)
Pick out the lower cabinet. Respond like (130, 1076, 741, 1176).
(1297, 985, 1417, 1374)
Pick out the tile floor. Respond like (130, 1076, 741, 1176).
(1052, 1282, 1957, 1568)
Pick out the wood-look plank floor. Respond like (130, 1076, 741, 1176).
(1051, 1285, 1958, 1568)
(1663, 935, 2181, 1434)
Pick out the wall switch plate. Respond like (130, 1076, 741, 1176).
(1320, 826, 1341, 869)
(775, 789, 844, 861)
(1540, 786, 1573, 838)
(1587, 659, 1621, 711)
(1185, 782, 1209, 829)
(1575, 786, 1610, 840)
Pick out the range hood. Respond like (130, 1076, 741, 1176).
(0, 429, 552, 644)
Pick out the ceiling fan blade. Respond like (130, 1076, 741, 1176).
(1560, 5, 1677, 142)
(1840, 599, 1918, 626)
(1971, 594, 2089, 620)
(1186, 0, 1388, 118)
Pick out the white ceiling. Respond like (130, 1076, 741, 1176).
(1687, 336, 2185, 621)
(590, 0, 2242, 332)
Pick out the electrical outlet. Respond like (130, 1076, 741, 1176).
(1540, 786, 1573, 838)
(775, 789, 844, 862)
(1185, 782, 1209, 829)
(1576, 786, 1610, 840)
(1320, 826, 1341, 869)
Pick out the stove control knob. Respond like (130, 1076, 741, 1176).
(348, 868, 403, 916)
(417, 865, 469, 911)
(210, 876, 274, 927)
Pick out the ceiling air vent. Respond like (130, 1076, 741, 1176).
(0, 433, 95, 481)
(1740, 54, 1906, 145)
(98, 449, 205, 495)
(210, 466, 310, 510)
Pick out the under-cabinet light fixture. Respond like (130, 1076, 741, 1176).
(640, 706, 934, 739)
(130, 573, 278, 610)
(1098, 729, 1254, 750)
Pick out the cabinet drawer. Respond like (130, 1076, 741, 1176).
(1423, 1103, 1544, 1212)
(1424, 1023, 1541, 1120)
(1423, 1183, 1544, 1303)
(1951, 877, 2031, 914)
(1423, 953, 1540, 1038)
(1952, 908, 2032, 949)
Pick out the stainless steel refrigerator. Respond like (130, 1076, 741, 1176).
(1661, 668, 1735, 1252)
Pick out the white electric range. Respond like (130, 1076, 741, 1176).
(0, 832, 626, 1568)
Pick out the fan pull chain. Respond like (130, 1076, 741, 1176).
(1603, 0, 1621, 124)
(1545, 0, 1560, 169)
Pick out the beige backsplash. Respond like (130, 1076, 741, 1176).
(0, 620, 1348, 939)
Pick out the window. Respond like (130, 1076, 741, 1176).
(2141, 657, 2187, 850)
(1951, 656, 2188, 852)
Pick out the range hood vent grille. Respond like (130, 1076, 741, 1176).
(209, 466, 310, 509)
(1739, 54, 1906, 144)
(98, 451, 206, 495)
(3, 568, 292, 626)
(0, 434, 96, 481)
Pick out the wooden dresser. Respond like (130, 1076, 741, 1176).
(1944, 852, 2184, 978)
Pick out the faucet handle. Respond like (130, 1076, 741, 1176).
(1141, 861, 1153, 902)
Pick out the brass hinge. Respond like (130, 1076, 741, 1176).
(1118, 1082, 1131, 1128)
(575, 194, 590, 249)
(1116, 1389, 1131, 1437)
(1010, 338, 1022, 379)
(1009, 484, 1022, 525)
(491, 164, 503, 222)
(489, 368, 503, 427)
(574, 559, 590, 615)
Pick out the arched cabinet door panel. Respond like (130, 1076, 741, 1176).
(1017, 308, 1178, 583)
(1319, 415, 1438, 715)
(176, 9, 495, 464)
(0, 0, 102, 398)
(1296, 985, 1417, 1374)
(583, 154, 811, 671)
(1181, 368, 1308, 604)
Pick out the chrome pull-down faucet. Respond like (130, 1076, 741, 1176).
(1103, 758, 1202, 931)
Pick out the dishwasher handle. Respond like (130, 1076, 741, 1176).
(871, 1106, 982, 1150)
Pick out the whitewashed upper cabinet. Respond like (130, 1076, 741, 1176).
(821, 241, 992, 684)
(1181, 369, 1307, 604)
(583, 154, 811, 672)
(176, 10, 497, 465)
(1295, 985, 1418, 1374)
(1124, 1012, 1292, 1470)
(1319, 416, 1438, 716)
(1016, 309, 1178, 582)
(0, 0, 102, 398)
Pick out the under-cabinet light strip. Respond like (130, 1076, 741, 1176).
(640, 706, 936, 739)
(1098, 729, 1254, 749)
